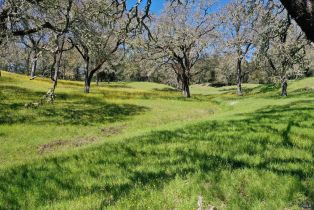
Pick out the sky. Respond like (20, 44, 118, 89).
(127, 0, 232, 15)
(0, 0, 232, 12)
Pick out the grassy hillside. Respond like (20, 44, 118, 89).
(0, 71, 313, 209)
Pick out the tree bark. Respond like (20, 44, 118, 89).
(49, 34, 66, 101)
(236, 58, 243, 96)
(30, 51, 38, 79)
(85, 78, 91, 93)
(52, 47, 62, 92)
(280, 0, 314, 42)
(281, 77, 288, 96)
(182, 74, 191, 98)
(84, 57, 91, 93)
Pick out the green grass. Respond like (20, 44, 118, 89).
(0, 71, 313, 209)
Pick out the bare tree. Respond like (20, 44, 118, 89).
(41, 0, 74, 102)
(169, 0, 314, 42)
(69, 0, 152, 93)
(0, 0, 61, 46)
(256, 1, 309, 96)
(142, 0, 216, 97)
(20, 34, 45, 79)
(220, 0, 259, 95)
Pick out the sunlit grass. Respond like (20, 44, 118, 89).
(0, 71, 313, 209)
(0, 72, 218, 167)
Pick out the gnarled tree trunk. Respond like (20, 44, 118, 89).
(181, 74, 191, 98)
(280, 0, 314, 42)
(84, 78, 91, 93)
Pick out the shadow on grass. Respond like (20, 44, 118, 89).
(0, 85, 44, 99)
(0, 100, 313, 208)
(251, 85, 314, 99)
(104, 84, 133, 89)
(152, 87, 179, 92)
(248, 84, 280, 94)
(0, 86, 148, 125)
(219, 84, 281, 96)
(100, 89, 213, 102)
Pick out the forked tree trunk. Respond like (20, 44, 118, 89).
(236, 58, 243, 96)
(182, 74, 191, 98)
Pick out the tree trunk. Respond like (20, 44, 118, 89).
(182, 74, 191, 98)
(184, 83, 191, 98)
(85, 78, 91, 93)
(84, 58, 90, 93)
(46, 0, 72, 102)
(281, 77, 288, 96)
(52, 49, 63, 93)
(48, 34, 66, 102)
(84, 70, 99, 93)
(30, 52, 38, 80)
(236, 58, 243, 96)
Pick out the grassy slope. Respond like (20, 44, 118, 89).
(0, 71, 313, 209)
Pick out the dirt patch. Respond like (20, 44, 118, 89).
(100, 125, 127, 137)
(72, 136, 97, 147)
(38, 125, 126, 155)
(38, 140, 68, 154)
(38, 136, 97, 154)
